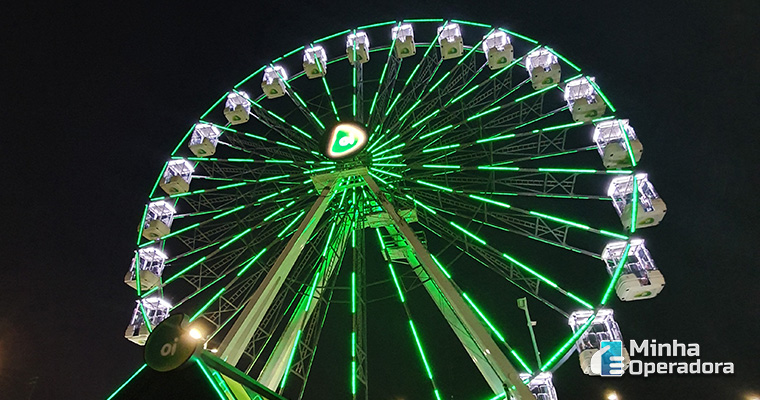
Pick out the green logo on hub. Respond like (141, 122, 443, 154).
(324, 123, 367, 159)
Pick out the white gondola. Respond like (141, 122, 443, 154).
(391, 24, 416, 58)
(608, 173, 667, 230)
(125, 247, 168, 290)
(303, 46, 327, 79)
(124, 297, 172, 345)
(188, 123, 221, 157)
(525, 48, 561, 89)
(437, 23, 463, 60)
(141, 200, 176, 240)
(603, 239, 665, 301)
(564, 77, 606, 122)
(519, 372, 559, 400)
(482, 31, 513, 70)
(261, 66, 288, 99)
(593, 119, 643, 169)
(346, 32, 370, 64)
(159, 159, 194, 195)
(568, 309, 630, 375)
(223, 91, 251, 125)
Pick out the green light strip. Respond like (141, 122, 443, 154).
(373, 142, 405, 157)
(540, 315, 595, 371)
(510, 349, 533, 373)
(375, 228, 385, 249)
(499, 28, 538, 44)
(601, 243, 631, 305)
(189, 288, 226, 321)
(409, 320, 434, 379)
(388, 263, 406, 302)
(449, 85, 479, 104)
(618, 120, 638, 168)
(513, 83, 558, 103)
(462, 293, 506, 342)
(567, 292, 594, 309)
(416, 180, 453, 192)
(585, 77, 616, 112)
(422, 164, 460, 169)
(600, 230, 629, 240)
(142, 256, 206, 298)
(139, 301, 152, 333)
(544, 46, 582, 72)
(411, 109, 441, 128)
(529, 211, 591, 230)
(278, 211, 305, 238)
(218, 228, 252, 250)
(501, 253, 558, 288)
(418, 124, 455, 140)
(630, 175, 638, 234)
(430, 254, 452, 278)
(211, 205, 245, 220)
(279, 329, 302, 389)
(468, 194, 512, 209)
(466, 106, 501, 121)
(404, 194, 438, 215)
(422, 143, 460, 153)
(196, 358, 228, 400)
(314, 29, 351, 43)
(237, 248, 268, 277)
(233, 65, 267, 89)
(449, 221, 487, 245)
(370, 167, 403, 179)
(105, 364, 147, 400)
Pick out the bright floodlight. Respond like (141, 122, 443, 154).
(346, 32, 370, 64)
(391, 24, 415, 58)
(189, 123, 222, 157)
(223, 91, 251, 125)
(568, 309, 630, 375)
(323, 123, 367, 159)
(602, 239, 665, 301)
(262, 66, 288, 99)
(482, 31, 513, 70)
(189, 328, 203, 340)
(303, 46, 328, 79)
(525, 48, 560, 89)
(159, 159, 194, 195)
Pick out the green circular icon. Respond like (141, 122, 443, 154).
(144, 314, 202, 372)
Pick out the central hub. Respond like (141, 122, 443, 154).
(322, 122, 368, 159)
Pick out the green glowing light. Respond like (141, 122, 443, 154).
(388, 263, 405, 303)
(466, 106, 501, 121)
(586, 77, 616, 112)
(416, 180, 453, 192)
(280, 329, 302, 389)
(513, 84, 557, 103)
(510, 350, 532, 373)
(196, 359, 227, 400)
(463, 293, 506, 342)
(450, 221, 487, 245)
(469, 194, 512, 209)
(409, 320, 434, 379)
(418, 124, 455, 140)
(190, 288, 226, 321)
(105, 364, 147, 400)
(237, 248, 267, 277)
(567, 292, 594, 309)
(501, 253, 558, 288)
(630, 175, 638, 234)
(529, 211, 591, 231)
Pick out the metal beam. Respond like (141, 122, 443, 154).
(361, 173, 533, 399)
(218, 186, 334, 366)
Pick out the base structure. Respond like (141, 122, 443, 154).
(208, 167, 533, 400)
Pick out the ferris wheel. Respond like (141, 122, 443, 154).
(119, 19, 668, 400)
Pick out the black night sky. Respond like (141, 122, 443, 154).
(2, 1, 759, 399)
